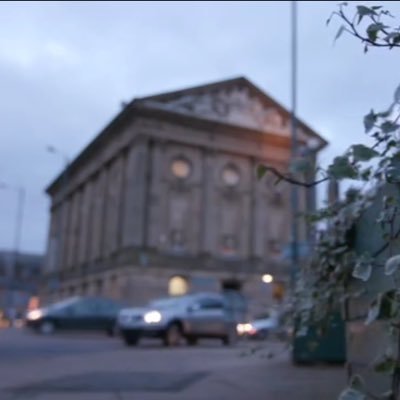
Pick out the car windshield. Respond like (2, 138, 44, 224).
(148, 297, 187, 309)
(254, 312, 271, 320)
(47, 297, 81, 311)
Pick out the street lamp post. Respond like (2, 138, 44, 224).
(290, 0, 299, 294)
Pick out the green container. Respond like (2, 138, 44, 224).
(292, 313, 346, 364)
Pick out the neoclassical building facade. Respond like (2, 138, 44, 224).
(42, 77, 327, 313)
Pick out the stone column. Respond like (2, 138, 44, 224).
(78, 181, 93, 266)
(61, 198, 71, 271)
(90, 169, 107, 262)
(122, 140, 149, 248)
(203, 151, 217, 254)
(104, 158, 124, 256)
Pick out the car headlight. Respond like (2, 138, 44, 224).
(143, 310, 162, 324)
(27, 309, 43, 321)
(237, 323, 254, 335)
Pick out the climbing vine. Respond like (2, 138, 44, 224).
(258, 3, 400, 399)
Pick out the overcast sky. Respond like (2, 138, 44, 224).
(1, 1, 400, 254)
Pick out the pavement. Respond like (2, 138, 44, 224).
(0, 327, 346, 400)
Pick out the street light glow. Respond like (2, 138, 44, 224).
(262, 274, 274, 284)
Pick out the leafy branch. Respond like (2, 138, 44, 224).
(328, 3, 400, 52)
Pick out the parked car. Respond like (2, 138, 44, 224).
(25, 296, 123, 335)
(117, 292, 239, 347)
(237, 310, 286, 340)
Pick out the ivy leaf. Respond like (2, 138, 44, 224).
(373, 355, 396, 374)
(366, 23, 386, 42)
(366, 291, 397, 325)
(357, 5, 376, 24)
(381, 121, 399, 133)
(334, 25, 346, 42)
(357, 5, 376, 16)
(352, 259, 372, 282)
(360, 168, 371, 181)
(385, 161, 400, 183)
(328, 156, 358, 180)
(394, 84, 400, 104)
(338, 388, 366, 400)
(385, 32, 400, 44)
(351, 144, 379, 162)
(349, 375, 365, 391)
(385, 255, 400, 276)
(256, 165, 267, 180)
(363, 110, 376, 133)
(365, 294, 382, 325)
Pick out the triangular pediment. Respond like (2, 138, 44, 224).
(138, 77, 326, 147)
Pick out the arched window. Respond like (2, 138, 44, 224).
(168, 276, 189, 296)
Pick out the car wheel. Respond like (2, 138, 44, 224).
(123, 333, 139, 347)
(163, 323, 182, 347)
(186, 336, 198, 346)
(39, 321, 55, 335)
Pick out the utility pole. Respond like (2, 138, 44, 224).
(290, 0, 299, 293)
(14, 186, 25, 273)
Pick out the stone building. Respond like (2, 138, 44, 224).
(42, 77, 327, 313)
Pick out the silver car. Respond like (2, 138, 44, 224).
(117, 293, 239, 347)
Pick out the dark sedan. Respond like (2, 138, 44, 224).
(25, 296, 123, 335)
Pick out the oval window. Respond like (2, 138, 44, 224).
(171, 158, 191, 179)
(168, 276, 188, 296)
(222, 165, 240, 186)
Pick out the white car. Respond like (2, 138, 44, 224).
(117, 293, 239, 347)
(237, 311, 280, 340)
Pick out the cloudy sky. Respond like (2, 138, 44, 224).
(1, 1, 400, 254)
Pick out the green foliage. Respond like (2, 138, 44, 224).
(373, 355, 396, 374)
(291, 5, 400, 400)
(256, 164, 267, 180)
(352, 144, 379, 162)
(338, 388, 366, 400)
(363, 110, 376, 133)
(381, 121, 399, 134)
(366, 291, 397, 325)
(385, 255, 400, 276)
(338, 375, 367, 400)
(352, 253, 373, 282)
(328, 156, 358, 179)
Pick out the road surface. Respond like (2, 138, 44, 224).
(0, 327, 345, 400)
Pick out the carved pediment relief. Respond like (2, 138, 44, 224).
(139, 78, 324, 147)
(148, 86, 290, 134)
